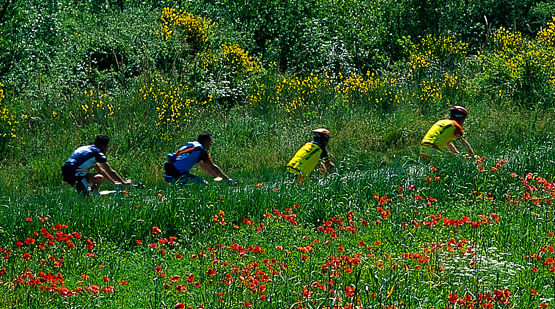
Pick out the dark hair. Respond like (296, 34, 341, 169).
(94, 134, 110, 148)
(314, 136, 329, 145)
(197, 132, 212, 144)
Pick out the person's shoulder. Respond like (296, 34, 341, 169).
(309, 141, 324, 150)
(449, 119, 463, 129)
(89, 145, 102, 153)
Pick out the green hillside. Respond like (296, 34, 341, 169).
(1, 1, 555, 308)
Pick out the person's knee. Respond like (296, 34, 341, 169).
(90, 174, 104, 184)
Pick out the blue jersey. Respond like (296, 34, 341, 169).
(167, 141, 211, 174)
(64, 145, 107, 173)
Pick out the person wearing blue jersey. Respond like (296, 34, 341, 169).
(164, 132, 234, 185)
(62, 135, 132, 194)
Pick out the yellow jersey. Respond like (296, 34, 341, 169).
(421, 119, 464, 151)
(287, 142, 327, 177)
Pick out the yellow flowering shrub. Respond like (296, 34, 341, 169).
(469, 25, 555, 106)
(139, 75, 213, 138)
(335, 71, 402, 108)
(489, 27, 555, 86)
(537, 17, 555, 85)
(0, 82, 18, 143)
(248, 73, 333, 113)
(407, 33, 468, 78)
(80, 90, 116, 121)
(281, 73, 331, 113)
(160, 7, 213, 48)
(537, 16, 555, 47)
(416, 72, 466, 106)
(221, 43, 261, 74)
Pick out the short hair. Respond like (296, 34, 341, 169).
(314, 136, 329, 145)
(94, 135, 110, 148)
(197, 132, 212, 144)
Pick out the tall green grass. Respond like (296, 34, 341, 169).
(1, 136, 554, 308)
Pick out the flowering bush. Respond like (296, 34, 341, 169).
(471, 25, 555, 107)
(139, 75, 213, 140)
(0, 82, 17, 155)
(160, 7, 213, 50)
(406, 33, 468, 79)
(335, 71, 402, 109)
(80, 89, 117, 122)
(249, 72, 334, 113)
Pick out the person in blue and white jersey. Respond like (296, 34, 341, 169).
(164, 132, 234, 185)
(61, 135, 132, 195)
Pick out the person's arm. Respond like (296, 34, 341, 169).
(319, 158, 335, 176)
(95, 163, 132, 185)
(460, 137, 475, 156)
(324, 159, 335, 172)
(447, 142, 460, 155)
(198, 160, 231, 180)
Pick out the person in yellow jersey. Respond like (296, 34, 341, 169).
(287, 128, 335, 181)
(420, 106, 475, 161)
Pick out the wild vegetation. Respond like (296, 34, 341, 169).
(1, 1, 555, 308)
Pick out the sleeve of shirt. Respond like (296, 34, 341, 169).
(453, 123, 464, 138)
(95, 151, 107, 163)
(199, 149, 211, 163)
(320, 148, 329, 160)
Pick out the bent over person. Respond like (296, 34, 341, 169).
(62, 135, 132, 195)
(164, 132, 234, 185)
(287, 128, 335, 181)
(420, 106, 475, 161)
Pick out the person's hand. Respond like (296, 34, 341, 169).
(123, 179, 132, 185)
(227, 178, 238, 185)
(462, 154, 481, 160)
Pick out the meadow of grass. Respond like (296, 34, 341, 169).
(1, 2, 555, 309)
(1, 141, 555, 308)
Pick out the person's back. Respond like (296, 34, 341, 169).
(64, 144, 107, 173)
(421, 119, 463, 151)
(287, 141, 326, 177)
(287, 128, 334, 180)
(419, 106, 474, 161)
(164, 132, 234, 185)
(169, 141, 208, 174)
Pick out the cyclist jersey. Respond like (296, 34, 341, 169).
(63, 145, 107, 173)
(287, 141, 328, 176)
(167, 141, 211, 174)
(421, 119, 464, 151)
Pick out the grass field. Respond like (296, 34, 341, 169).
(1, 135, 555, 308)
